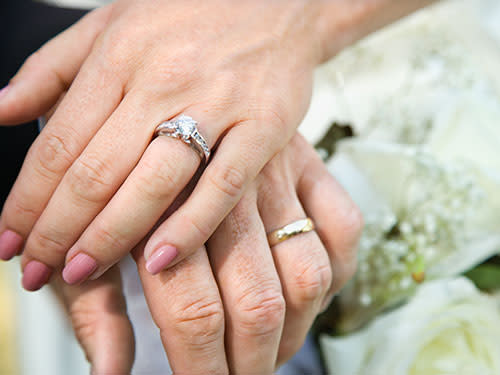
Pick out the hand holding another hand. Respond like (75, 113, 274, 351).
(54, 132, 362, 374)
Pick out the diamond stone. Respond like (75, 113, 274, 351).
(176, 115, 196, 139)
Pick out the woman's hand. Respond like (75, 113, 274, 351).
(0, 0, 324, 289)
(57, 133, 363, 374)
(0, 0, 434, 290)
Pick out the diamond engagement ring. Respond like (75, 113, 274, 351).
(154, 115, 211, 162)
(267, 218, 315, 247)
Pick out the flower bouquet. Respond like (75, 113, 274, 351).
(301, 0, 500, 373)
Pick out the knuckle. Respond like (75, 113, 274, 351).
(70, 308, 100, 348)
(254, 101, 288, 134)
(170, 297, 225, 345)
(28, 229, 66, 258)
(33, 129, 78, 178)
(67, 156, 113, 204)
(293, 257, 333, 305)
(135, 148, 180, 201)
(4, 191, 38, 225)
(91, 221, 125, 250)
(70, 283, 127, 342)
(181, 213, 212, 242)
(209, 163, 247, 200)
(266, 107, 288, 133)
(96, 28, 135, 65)
(146, 46, 202, 94)
(234, 286, 286, 338)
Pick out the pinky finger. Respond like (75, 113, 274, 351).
(298, 151, 364, 302)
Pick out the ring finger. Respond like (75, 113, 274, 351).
(257, 183, 332, 367)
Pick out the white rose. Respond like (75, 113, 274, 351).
(321, 278, 500, 375)
(480, 0, 500, 45)
(327, 134, 500, 330)
(332, 137, 500, 276)
(299, 0, 500, 145)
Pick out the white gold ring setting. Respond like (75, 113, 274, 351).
(154, 115, 211, 162)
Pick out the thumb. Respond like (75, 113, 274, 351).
(0, 5, 112, 126)
(54, 265, 135, 375)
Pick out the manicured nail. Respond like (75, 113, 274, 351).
(0, 230, 24, 260)
(62, 253, 98, 285)
(0, 85, 10, 100)
(146, 245, 178, 275)
(22, 261, 52, 291)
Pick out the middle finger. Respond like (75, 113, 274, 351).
(208, 190, 285, 373)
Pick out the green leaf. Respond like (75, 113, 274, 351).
(465, 264, 500, 291)
(314, 122, 354, 160)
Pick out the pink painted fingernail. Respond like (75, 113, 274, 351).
(62, 253, 98, 285)
(22, 260, 52, 291)
(0, 85, 10, 100)
(146, 245, 178, 275)
(0, 230, 24, 260)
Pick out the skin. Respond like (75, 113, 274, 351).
(53, 133, 363, 374)
(0, 0, 437, 372)
(0, 0, 437, 289)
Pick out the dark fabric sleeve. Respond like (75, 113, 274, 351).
(0, 0, 87, 206)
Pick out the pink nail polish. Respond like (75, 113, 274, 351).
(62, 253, 98, 285)
(22, 261, 52, 291)
(146, 245, 178, 275)
(0, 230, 23, 260)
(0, 85, 10, 100)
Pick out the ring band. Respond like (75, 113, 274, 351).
(154, 115, 211, 162)
(267, 218, 315, 247)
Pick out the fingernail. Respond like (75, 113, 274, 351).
(0, 85, 10, 100)
(0, 230, 24, 260)
(62, 253, 98, 285)
(146, 245, 178, 275)
(22, 261, 52, 291)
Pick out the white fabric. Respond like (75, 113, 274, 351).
(119, 257, 172, 374)
(37, 0, 110, 9)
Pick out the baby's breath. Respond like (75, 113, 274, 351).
(338, 153, 484, 331)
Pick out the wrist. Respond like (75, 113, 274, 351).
(314, 0, 439, 63)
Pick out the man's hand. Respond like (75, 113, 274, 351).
(52, 266, 135, 374)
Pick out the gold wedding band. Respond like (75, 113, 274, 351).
(267, 218, 315, 247)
